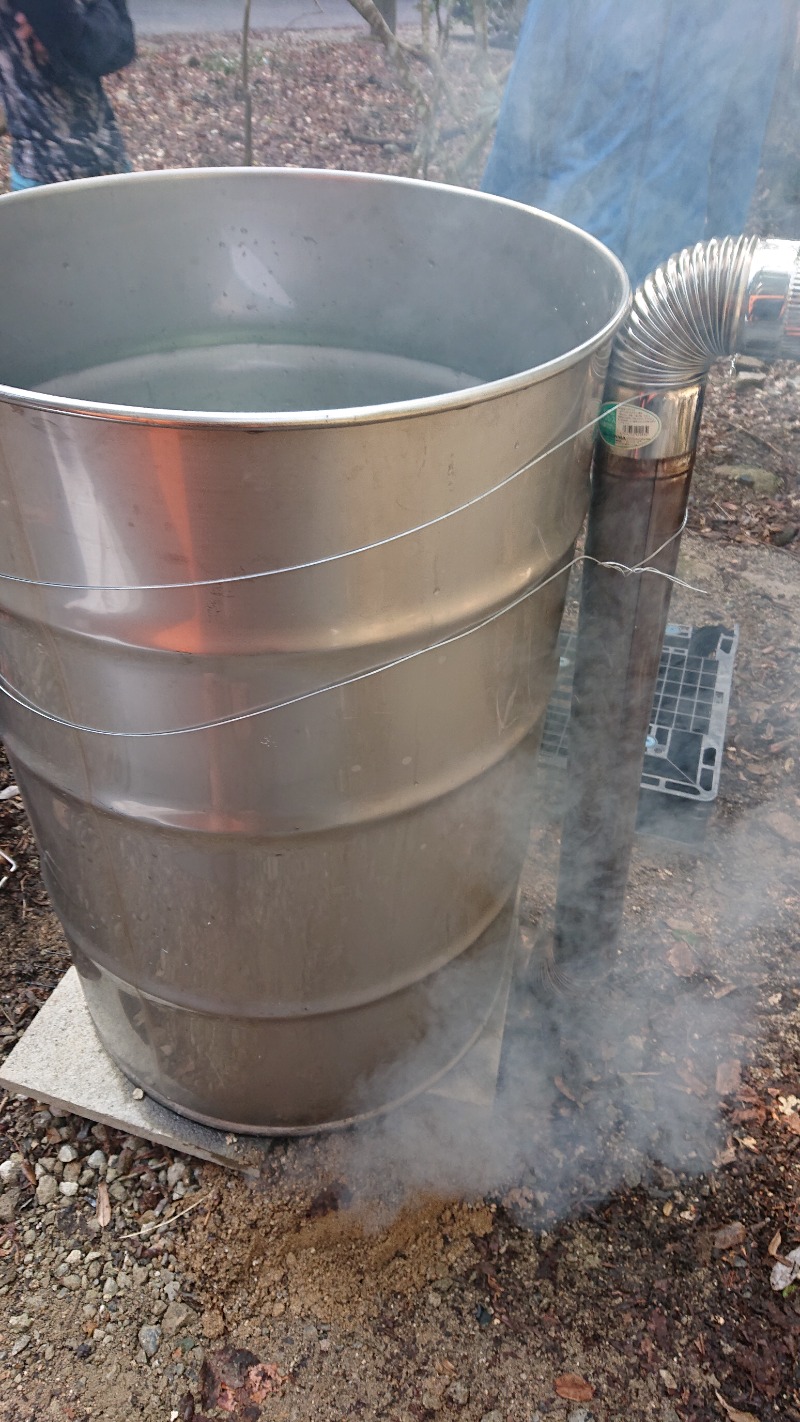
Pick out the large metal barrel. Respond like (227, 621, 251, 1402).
(0, 170, 628, 1131)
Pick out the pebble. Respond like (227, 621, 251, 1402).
(102, 1278, 118, 1300)
(735, 370, 766, 389)
(58, 1144, 79, 1164)
(63, 1275, 83, 1292)
(36, 1176, 58, 1207)
(85, 1150, 107, 1171)
(446, 1381, 470, 1407)
(0, 1158, 20, 1185)
(138, 1324, 162, 1359)
(166, 1163, 186, 1189)
(421, 1386, 445, 1411)
(0, 1190, 20, 1223)
(717, 461, 781, 496)
(568, 1411, 595, 1422)
(58, 1181, 79, 1199)
(161, 1300, 195, 1338)
(11, 1334, 30, 1356)
(480, 1413, 504, 1422)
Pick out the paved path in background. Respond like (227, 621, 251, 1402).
(128, 0, 419, 35)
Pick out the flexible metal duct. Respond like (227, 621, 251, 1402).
(553, 236, 800, 979)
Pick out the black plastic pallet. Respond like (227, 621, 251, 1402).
(539, 623, 739, 802)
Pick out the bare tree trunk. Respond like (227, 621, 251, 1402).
(241, 0, 253, 167)
(472, 0, 489, 60)
(345, 0, 491, 179)
(345, 0, 431, 111)
(371, 0, 397, 33)
(411, 0, 454, 175)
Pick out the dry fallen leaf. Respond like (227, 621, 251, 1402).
(245, 1362, 285, 1404)
(715, 1390, 760, 1422)
(713, 1221, 746, 1252)
(667, 941, 699, 977)
(17, 1157, 36, 1189)
(716, 1059, 741, 1095)
(714, 1142, 738, 1168)
(711, 981, 738, 999)
(767, 1230, 782, 1258)
(770, 1245, 800, 1292)
(553, 1076, 582, 1107)
(96, 1180, 111, 1229)
(764, 810, 800, 847)
(731, 1105, 767, 1126)
(201, 1346, 287, 1412)
(555, 1374, 594, 1403)
(676, 1061, 709, 1097)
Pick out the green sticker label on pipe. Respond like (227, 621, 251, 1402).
(599, 402, 662, 451)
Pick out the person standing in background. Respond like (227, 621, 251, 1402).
(0, 0, 135, 190)
(482, 0, 787, 285)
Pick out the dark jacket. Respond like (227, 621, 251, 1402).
(16, 0, 135, 83)
(0, 0, 135, 184)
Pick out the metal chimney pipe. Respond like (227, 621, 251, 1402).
(553, 236, 800, 982)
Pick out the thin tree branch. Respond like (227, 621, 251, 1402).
(241, 0, 253, 166)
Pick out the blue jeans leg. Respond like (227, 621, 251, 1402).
(9, 166, 41, 193)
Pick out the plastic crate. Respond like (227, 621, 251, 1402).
(539, 623, 739, 802)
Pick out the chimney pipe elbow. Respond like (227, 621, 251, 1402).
(738, 237, 800, 364)
(608, 235, 800, 394)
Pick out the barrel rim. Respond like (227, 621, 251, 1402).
(0, 166, 631, 429)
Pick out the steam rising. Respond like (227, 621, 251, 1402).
(318, 546, 800, 1225)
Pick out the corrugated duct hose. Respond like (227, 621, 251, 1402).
(551, 236, 800, 986)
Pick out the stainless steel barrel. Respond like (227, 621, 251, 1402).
(0, 169, 628, 1131)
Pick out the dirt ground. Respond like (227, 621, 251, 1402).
(0, 28, 800, 1422)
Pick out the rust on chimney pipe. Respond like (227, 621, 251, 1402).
(552, 236, 800, 983)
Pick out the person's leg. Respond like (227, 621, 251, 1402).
(9, 166, 41, 192)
